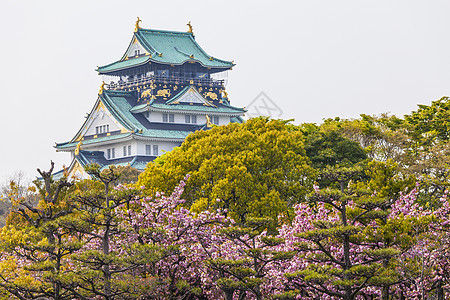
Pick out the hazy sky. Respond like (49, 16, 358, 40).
(1, 0, 450, 182)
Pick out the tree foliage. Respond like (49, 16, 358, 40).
(138, 117, 316, 224)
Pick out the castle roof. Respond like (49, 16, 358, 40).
(55, 87, 244, 152)
(97, 27, 234, 74)
(76, 150, 152, 171)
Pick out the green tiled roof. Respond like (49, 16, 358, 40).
(56, 129, 189, 151)
(96, 56, 150, 73)
(102, 90, 142, 131)
(130, 160, 150, 171)
(97, 28, 234, 73)
(146, 103, 244, 114)
(56, 89, 199, 150)
(73, 150, 152, 172)
(102, 90, 199, 139)
(56, 133, 132, 150)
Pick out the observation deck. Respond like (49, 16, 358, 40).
(105, 74, 226, 92)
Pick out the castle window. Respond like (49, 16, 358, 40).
(213, 116, 219, 125)
(128, 145, 131, 156)
(135, 49, 140, 56)
(96, 125, 109, 134)
(111, 148, 115, 159)
(153, 145, 158, 156)
(146, 145, 151, 155)
(123, 146, 127, 156)
(185, 114, 197, 124)
(107, 149, 111, 159)
(163, 113, 174, 123)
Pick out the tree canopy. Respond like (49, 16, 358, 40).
(3, 96, 450, 299)
(138, 117, 316, 224)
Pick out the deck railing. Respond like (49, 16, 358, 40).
(106, 75, 224, 90)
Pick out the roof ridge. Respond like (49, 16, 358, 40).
(173, 46, 192, 58)
(138, 28, 194, 36)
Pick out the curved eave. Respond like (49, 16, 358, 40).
(132, 104, 245, 116)
(56, 133, 187, 153)
(133, 134, 186, 142)
(55, 133, 135, 152)
(146, 58, 235, 69)
(97, 56, 152, 74)
(97, 57, 234, 75)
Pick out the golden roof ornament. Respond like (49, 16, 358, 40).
(75, 141, 82, 156)
(134, 17, 142, 32)
(222, 89, 228, 99)
(206, 115, 212, 127)
(99, 81, 106, 95)
(186, 21, 194, 35)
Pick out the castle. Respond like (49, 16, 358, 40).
(55, 19, 245, 179)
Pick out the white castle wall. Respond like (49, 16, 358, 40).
(146, 111, 228, 126)
(79, 139, 180, 160)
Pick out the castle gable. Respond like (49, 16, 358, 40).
(71, 98, 130, 143)
(123, 37, 148, 59)
(167, 86, 215, 107)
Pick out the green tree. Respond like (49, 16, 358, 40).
(304, 114, 407, 163)
(404, 96, 450, 150)
(138, 117, 316, 224)
(359, 159, 415, 200)
(278, 182, 400, 300)
(0, 172, 38, 228)
(205, 217, 295, 300)
(304, 128, 367, 170)
(0, 162, 77, 300)
(110, 165, 141, 185)
(60, 164, 151, 299)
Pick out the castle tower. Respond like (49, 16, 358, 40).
(55, 20, 245, 179)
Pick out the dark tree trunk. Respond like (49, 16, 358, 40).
(103, 224, 111, 298)
(437, 280, 444, 300)
(225, 290, 234, 300)
(381, 286, 389, 300)
(103, 182, 112, 298)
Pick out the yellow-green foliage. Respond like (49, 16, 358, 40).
(138, 118, 316, 223)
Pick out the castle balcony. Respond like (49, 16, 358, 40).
(106, 74, 225, 91)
